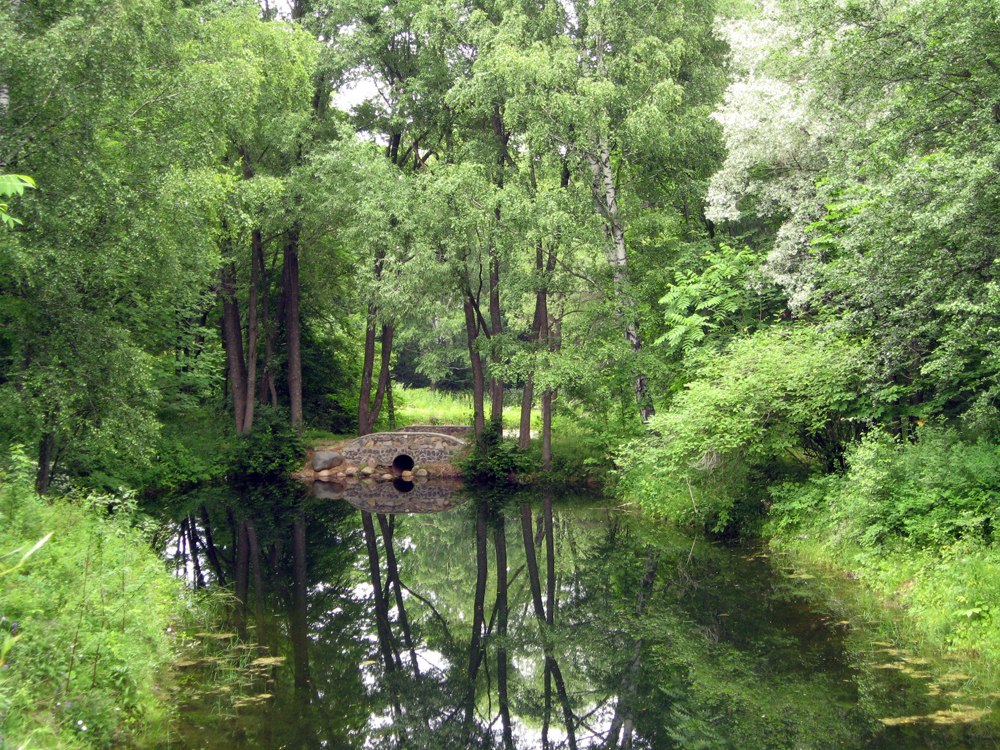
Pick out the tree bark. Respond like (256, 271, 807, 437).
(220, 264, 248, 434)
(35, 430, 55, 494)
(378, 513, 419, 676)
(283, 236, 303, 429)
(361, 512, 398, 672)
(587, 136, 653, 422)
(520, 504, 576, 748)
(464, 293, 487, 437)
(242, 229, 262, 433)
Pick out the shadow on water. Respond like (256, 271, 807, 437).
(155, 480, 1000, 749)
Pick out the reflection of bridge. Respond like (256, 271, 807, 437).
(311, 478, 465, 513)
(337, 430, 468, 471)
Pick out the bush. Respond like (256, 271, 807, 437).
(618, 325, 869, 533)
(770, 425, 1000, 550)
(0, 451, 191, 748)
(229, 406, 304, 478)
(459, 422, 536, 482)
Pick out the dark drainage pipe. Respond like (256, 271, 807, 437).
(392, 454, 415, 474)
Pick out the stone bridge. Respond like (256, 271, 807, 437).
(337, 430, 468, 472)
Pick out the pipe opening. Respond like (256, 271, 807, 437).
(392, 454, 415, 474)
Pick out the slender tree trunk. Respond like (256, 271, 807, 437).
(386, 373, 396, 430)
(519, 271, 545, 450)
(488, 242, 504, 428)
(464, 294, 487, 437)
(361, 512, 397, 672)
(358, 304, 378, 436)
(359, 320, 394, 436)
(587, 136, 653, 422)
(520, 504, 577, 748)
(283, 236, 303, 429)
(220, 264, 248, 434)
(35, 430, 55, 494)
(242, 229, 262, 433)
(186, 515, 206, 589)
(370, 325, 394, 432)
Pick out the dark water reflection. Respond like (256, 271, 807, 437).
(156, 481, 998, 749)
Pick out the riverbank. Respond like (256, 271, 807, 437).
(0, 455, 210, 748)
(623, 424, 1000, 694)
(767, 517, 1000, 691)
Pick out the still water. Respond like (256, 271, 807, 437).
(158, 480, 999, 749)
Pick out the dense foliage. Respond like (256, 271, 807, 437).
(1, 0, 999, 738)
(0, 453, 194, 747)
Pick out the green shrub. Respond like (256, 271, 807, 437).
(618, 325, 869, 532)
(0, 451, 192, 748)
(459, 422, 536, 482)
(229, 406, 304, 478)
(770, 425, 1000, 550)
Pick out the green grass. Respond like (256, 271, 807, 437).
(0, 452, 205, 748)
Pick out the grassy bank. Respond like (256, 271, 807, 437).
(762, 428, 1000, 685)
(0, 453, 202, 748)
(624, 423, 1000, 688)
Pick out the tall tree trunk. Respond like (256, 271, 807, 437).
(587, 136, 653, 422)
(186, 514, 206, 589)
(358, 304, 378, 436)
(283, 236, 303, 429)
(464, 294, 487, 437)
(521, 504, 577, 748)
(220, 264, 248, 434)
(358, 319, 394, 436)
(199, 505, 226, 585)
(488, 108, 508, 428)
(518, 257, 546, 450)
(35, 429, 55, 494)
(242, 229, 262, 433)
(488, 240, 504, 428)
(369, 325, 394, 432)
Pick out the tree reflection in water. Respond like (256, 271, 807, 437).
(159, 481, 998, 750)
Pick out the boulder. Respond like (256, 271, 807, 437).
(312, 451, 345, 471)
(414, 468, 429, 478)
(360, 466, 374, 477)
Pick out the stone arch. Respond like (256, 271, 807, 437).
(392, 453, 415, 473)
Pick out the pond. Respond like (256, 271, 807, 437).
(157, 480, 999, 749)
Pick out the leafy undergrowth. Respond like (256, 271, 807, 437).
(0, 452, 204, 749)
(765, 427, 1000, 686)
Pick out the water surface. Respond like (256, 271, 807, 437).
(158, 481, 999, 749)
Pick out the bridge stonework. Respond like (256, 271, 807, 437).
(338, 431, 467, 467)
